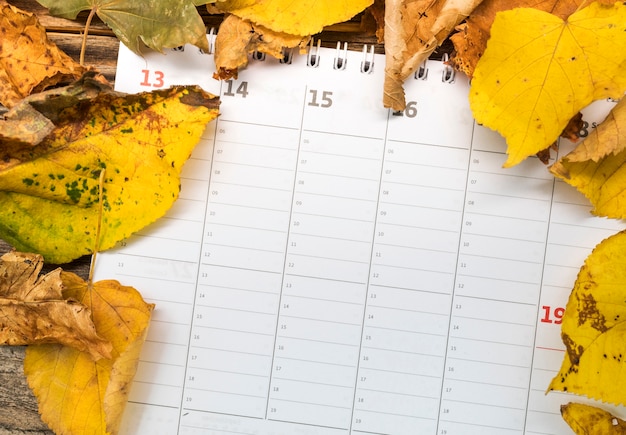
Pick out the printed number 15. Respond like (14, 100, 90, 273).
(140, 69, 164, 88)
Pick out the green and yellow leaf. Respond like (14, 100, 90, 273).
(0, 78, 219, 263)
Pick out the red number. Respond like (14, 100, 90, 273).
(540, 305, 565, 324)
(140, 69, 165, 87)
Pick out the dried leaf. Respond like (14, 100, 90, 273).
(0, 0, 86, 108)
(213, 14, 310, 80)
(24, 272, 154, 435)
(0, 81, 220, 263)
(450, 0, 584, 78)
(469, 2, 626, 167)
(550, 98, 626, 218)
(36, 0, 209, 54)
(548, 230, 626, 405)
(561, 403, 626, 434)
(210, 0, 373, 36)
(0, 72, 109, 147)
(383, 0, 484, 110)
(0, 251, 111, 360)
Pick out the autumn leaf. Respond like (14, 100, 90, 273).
(0, 79, 220, 264)
(213, 14, 310, 80)
(469, 2, 626, 167)
(548, 230, 626, 405)
(209, 0, 373, 36)
(35, 0, 209, 54)
(0, 71, 109, 147)
(24, 271, 154, 435)
(383, 0, 484, 110)
(450, 0, 584, 78)
(561, 403, 626, 434)
(0, 251, 111, 360)
(550, 98, 626, 218)
(0, 0, 86, 108)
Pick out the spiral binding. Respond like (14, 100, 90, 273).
(441, 53, 455, 83)
(280, 48, 294, 64)
(360, 45, 375, 74)
(334, 42, 348, 70)
(306, 39, 322, 68)
(206, 27, 216, 55)
(252, 51, 266, 61)
(171, 29, 456, 84)
(415, 60, 428, 80)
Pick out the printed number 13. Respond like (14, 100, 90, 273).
(140, 69, 164, 88)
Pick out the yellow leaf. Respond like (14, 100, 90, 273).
(548, 230, 626, 405)
(450, 0, 584, 78)
(0, 0, 86, 108)
(210, 0, 373, 36)
(550, 98, 626, 218)
(0, 79, 220, 263)
(24, 272, 154, 435)
(469, 2, 626, 167)
(561, 402, 626, 434)
(0, 251, 112, 360)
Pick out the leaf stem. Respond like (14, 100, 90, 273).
(80, 7, 98, 66)
(88, 169, 106, 287)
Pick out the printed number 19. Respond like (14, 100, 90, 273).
(540, 305, 564, 324)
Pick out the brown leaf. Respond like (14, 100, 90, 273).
(0, 251, 112, 360)
(0, 0, 86, 108)
(0, 72, 109, 148)
(383, 0, 484, 110)
(450, 0, 584, 78)
(213, 14, 310, 80)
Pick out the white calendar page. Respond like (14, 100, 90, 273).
(94, 41, 625, 435)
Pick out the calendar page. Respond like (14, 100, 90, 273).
(94, 41, 625, 435)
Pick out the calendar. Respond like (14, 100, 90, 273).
(94, 39, 625, 434)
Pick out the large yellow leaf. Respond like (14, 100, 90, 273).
(469, 2, 626, 167)
(561, 402, 626, 434)
(550, 98, 626, 218)
(548, 230, 626, 405)
(0, 251, 111, 360)
(210, 0, 373, 36)
(450, 0, 585, 78)
(0, 79, 219, 263)
(24, 272, 154, 435)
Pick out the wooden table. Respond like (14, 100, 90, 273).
(1, 1, 389, 432)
